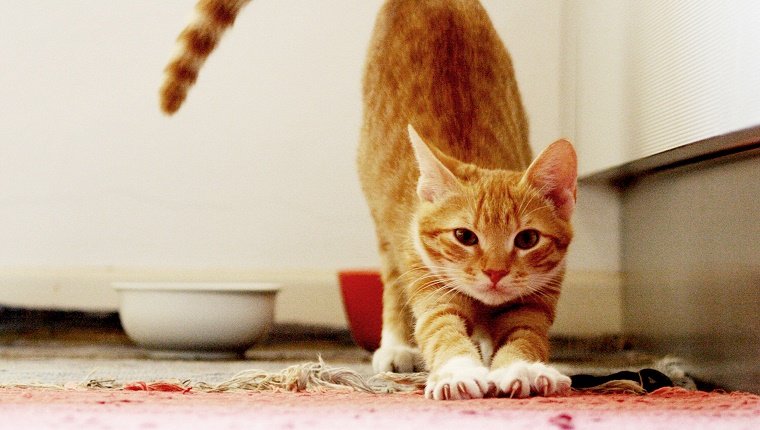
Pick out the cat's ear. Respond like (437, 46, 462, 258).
(521, 139, 577, 220)
(408, 124, 461, 202)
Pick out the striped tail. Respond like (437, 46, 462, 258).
(160, 0, 252, 115)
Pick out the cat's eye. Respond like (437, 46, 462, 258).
(453, 228, 479, 246)
(514, 229, 540, 250)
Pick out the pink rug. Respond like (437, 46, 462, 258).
(0, 387, 758, 429)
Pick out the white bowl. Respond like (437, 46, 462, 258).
(113, 282, 279, 354)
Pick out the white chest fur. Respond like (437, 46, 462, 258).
(470, 325, 494, 367)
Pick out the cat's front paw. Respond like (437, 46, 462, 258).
(425, 356, 490, 400)
(372, 345, 423, 373)
(488, 361, 571, 398)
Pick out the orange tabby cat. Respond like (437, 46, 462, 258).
(160, 0, 577, 401)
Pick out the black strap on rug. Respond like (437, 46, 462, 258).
(571, 368, 674, 392)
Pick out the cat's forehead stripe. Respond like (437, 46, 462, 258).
(472, 186, 522, 231)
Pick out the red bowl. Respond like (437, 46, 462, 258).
(338, 270, 383, 351)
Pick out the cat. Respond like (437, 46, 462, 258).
(159, 0, 577, 401)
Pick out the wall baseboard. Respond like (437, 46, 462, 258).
(0, 267, 622, 337)
(0, 267, 346, 327)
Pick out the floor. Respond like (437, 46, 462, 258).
(2, 310, 759, 429)
(0, 308, 703, 391)
(0, 310, 372, 387)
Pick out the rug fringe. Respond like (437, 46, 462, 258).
(0, 357, 689, 395)
(0, 358, 426, 394)
(194, 358, 427, 394)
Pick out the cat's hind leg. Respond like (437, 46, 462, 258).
(372, 337, 423, 373)
(372, 289, 423, 372)
(372, 248, 424, 373)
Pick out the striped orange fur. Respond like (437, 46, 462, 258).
(160, 0, 251, 114)
(158, 0, 578, 400)
(359, 0, 578, 400)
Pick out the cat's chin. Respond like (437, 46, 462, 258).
(462, 283, 523, 307)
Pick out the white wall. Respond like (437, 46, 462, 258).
(1, 0, 380, 270)
(0, 0, 573, 271)
(561, 0, 631, 177)
(0, 1, 622, 332)
(566, 0, 760, 176)
(559, 1, 623, 274)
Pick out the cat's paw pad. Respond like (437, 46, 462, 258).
(425, 356, 490, 400)
(488, 361, 571, 398)
(372, 345, 423, 373)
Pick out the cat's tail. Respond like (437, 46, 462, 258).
(159, 0, 251, 115)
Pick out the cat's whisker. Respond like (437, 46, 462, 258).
(417, 267, 471, 307)
(527, 277, 564, 292)
(520, 279, 562, 307)
(403, 279, 442, 306)
(517, 183, 550, 219)
(526, 278, 562, 289)
(516, 186, 541, 219)
(520, 202, 555, 220)
(402, 271, 462, 310)
(396, 264, 471, 313)
(436, 282, 465, 307)
(392, 265, 433, 284)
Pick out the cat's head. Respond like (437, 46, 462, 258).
(409, 125, 577, 307)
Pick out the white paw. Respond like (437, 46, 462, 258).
(425, 356, 490, 400)
(488, 361, 571, 398)
(372, 345, 423, 373)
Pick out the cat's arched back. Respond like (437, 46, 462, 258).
(361, 0, 532, 172)
(159, 0, 578, 401)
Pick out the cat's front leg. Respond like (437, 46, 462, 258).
(488, 360, 570, 398)
(424, 356, 491, 400)
(415, 306, 490, 400)
(487, 309, 570, 398)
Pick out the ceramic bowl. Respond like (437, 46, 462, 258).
(113, 282, 279, 355)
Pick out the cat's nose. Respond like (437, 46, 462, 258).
(483, 269, 509, 285)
